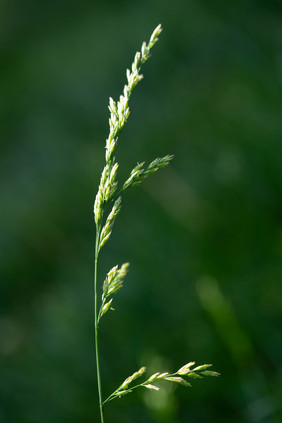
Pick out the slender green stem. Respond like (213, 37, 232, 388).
(94, 225, 104, 423)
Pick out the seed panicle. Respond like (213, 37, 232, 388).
(98, 262, 130, 322)
(94, 24, 168, 228)
(103, 362, 219, 405)
(93, 24, 219, 421)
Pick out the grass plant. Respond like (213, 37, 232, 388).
(93, 24, 219, 423)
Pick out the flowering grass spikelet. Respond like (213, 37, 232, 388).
(193, 364, 213, 372)
(177, 361, 195, 375)
(99, 196, 122, 250)
(119, 367, 146, 390)
(147, 372, 160, 382)
(144, 384, 159, 391)
(164, 376, 191, 387)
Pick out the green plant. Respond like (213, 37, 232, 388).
(93, 24, 219, 423)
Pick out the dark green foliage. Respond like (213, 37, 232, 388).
(1, 1, 282, 422)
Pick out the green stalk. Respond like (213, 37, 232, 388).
(94, 225, 104, 423)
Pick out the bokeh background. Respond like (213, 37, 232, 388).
(1, 1, 282, 422)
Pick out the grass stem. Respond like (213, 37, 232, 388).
(94, 226, 104, 423)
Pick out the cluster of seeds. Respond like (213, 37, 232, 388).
(103, 362, 220, 404)
(98, 263, 129, 323)
(94, 24, 166, 231)
(94, 24, 173, 323)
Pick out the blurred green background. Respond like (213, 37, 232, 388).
(1, 1, 282, 422)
